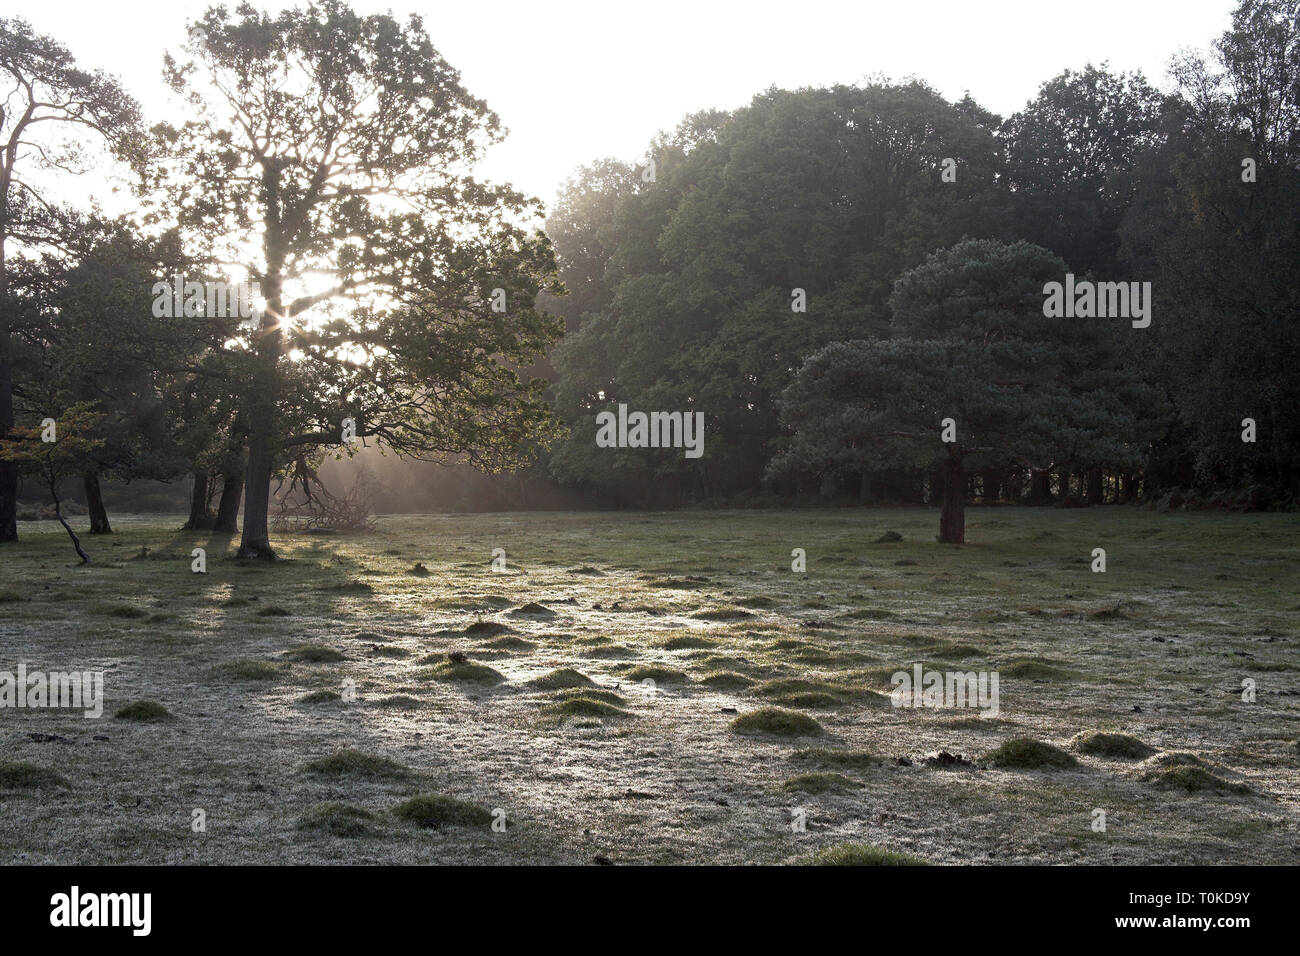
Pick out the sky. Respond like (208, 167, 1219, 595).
(7, 0, 1239, 211)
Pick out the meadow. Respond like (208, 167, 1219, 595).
(0, 507, 1297, 865)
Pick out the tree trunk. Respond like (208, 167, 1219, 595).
(1030, 468, 1052, 503)
(184, 471, 214, 530)
(981, 468, 1001, 503)
(214, 473, 243, 534)
(1087, 467, 1104, 505)
(857, 471, 872, 503)
(47, 468, 89, 564)
(938, 454, 965, 544)
(83, 472, 111, 534)
(0, 235, 16, 543)
(237, 216, 287, 559)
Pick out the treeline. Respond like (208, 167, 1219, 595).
(2, 2, 1296, 548)
(536, 0, 1300, 522)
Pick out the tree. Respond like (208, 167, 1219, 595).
(1003, 63, 1166, 276)
(159, 1, 564, 558)
(773, 240, 1162, 542)
(0, 403, 103, 562)
(1127, 0, 1300, 502)
(0, 16, 144, 542)
(547, 82, 1008, 503)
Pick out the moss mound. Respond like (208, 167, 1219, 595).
(0, 761, 71, 790)
(298, 690, 340, 704)
(418, 656, 505, 685)
(215, 659, 286, 681)
(621, 664, 689, 684)
(986, 737, 1078, 769)
(393, 793, 492, 829)
(114, 700, 173, 722)
(296, 802, 376, 837)
(657, 634, 717, 650)
(479, 635, 536, 652)
(1138, 753, 1250, 794)
(103, 604, 149, 619)
(1003, 658, 1075, 680)
(799, 843, 928, 866)
(731, 708, 823, 738)
(302, 749, 410, 781)
(553, 687, 625, 706)
(692, 607, 755, 621)
(375, 694, 423, 709)
(528, 668, 594, 690)
(462, 621, 515, 637)
(698, 671, 755, 690)
(543, 696, 629, 719)
(1073, 731, 1155, 760)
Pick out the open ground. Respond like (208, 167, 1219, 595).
(1, 507, 1297, 864)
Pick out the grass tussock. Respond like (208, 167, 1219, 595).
(542, 696, 629, 719)
(1073, 730, 1155, 760)
(731, 708, 823, 738)
(417, 656, 504, 685)
(392, 793, 492, 829)
(302, 749, 411, 781)
(298, 689, 340, 704)
(985, 737, 1078, 769)
(620, 664, 689, 684)
(1002, 658, 1075, 680)
(799, 843, 929, 866)
(296, 802, 376, 837)
(214, 659, 286, 681)
(698, 671, 755, 690)
(527, 668, 594, 690)
(1137, 753, 1250, 794)
(114, 700, 173, 722)
(0, 761, 71, 790)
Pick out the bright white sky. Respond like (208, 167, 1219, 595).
(8, 0, 1238, 211)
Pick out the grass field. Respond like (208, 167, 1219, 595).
(1, 507, 1297, 865)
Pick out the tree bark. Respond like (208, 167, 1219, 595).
(214, 473, 243, 534)
(83, 472, 111, 534)
(184, 471, 214, 530)
(938, 454, 965, 544)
